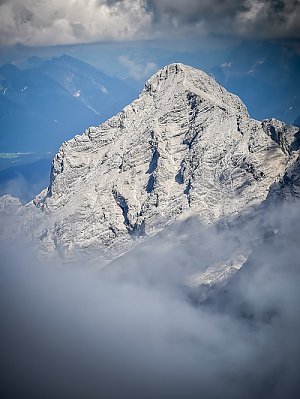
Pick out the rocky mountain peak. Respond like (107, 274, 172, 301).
(144, 63, 248, 115)
(2, 64, 299, 262)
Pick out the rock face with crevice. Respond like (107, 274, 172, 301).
(3, 63, 299, 259)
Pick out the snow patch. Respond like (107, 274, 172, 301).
(100, 85, 108, 94)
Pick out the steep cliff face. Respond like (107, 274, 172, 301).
(3, 63, 299, 260)
(263, 119, 300, 201)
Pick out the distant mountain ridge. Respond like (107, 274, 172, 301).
(211, 41, 300, 124)
(0, 55, 137, 152)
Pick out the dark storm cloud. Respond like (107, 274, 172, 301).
(147, 0, 300, 39)
(0, 0, 299, 46)
(147, 0, 248, 23)
(1, 200, 300, 398)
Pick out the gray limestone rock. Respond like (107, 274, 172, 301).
(2, 64, 299, 271)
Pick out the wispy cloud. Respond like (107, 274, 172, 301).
(118, 55, 157, 80)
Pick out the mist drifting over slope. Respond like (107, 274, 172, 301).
(1, 201, 300, 399)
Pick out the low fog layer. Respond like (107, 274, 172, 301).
(1, 201, 300, 399)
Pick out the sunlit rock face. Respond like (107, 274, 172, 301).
(3, 63, 299, 260)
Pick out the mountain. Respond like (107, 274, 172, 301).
(0, 55, 137, 152)
(1, 40, 299, 127)
(2, 63, 299, 272)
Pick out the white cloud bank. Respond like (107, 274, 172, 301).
(0, 0, 152, 46)
(1, 200, 300, 398)
(0, 0, 299, 46)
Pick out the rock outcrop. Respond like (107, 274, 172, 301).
(2, 63, 299, 262)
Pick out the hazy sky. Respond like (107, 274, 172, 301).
(0, 0, 299, 46)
